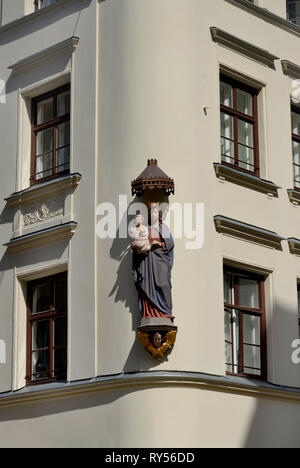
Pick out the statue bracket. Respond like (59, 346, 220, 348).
(137, 317, 178, 360)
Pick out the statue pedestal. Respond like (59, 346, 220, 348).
(137, 317, 178, 360)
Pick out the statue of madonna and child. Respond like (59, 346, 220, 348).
(131, 203, 174, 322)
(130, 160, 177, 358)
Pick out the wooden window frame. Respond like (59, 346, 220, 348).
(220, 75, 260, 178)
(224, 267, 267, 380)
(31, 84, 70, 186)
(292, 106, 300, 191)
(26, 272, 68, 386)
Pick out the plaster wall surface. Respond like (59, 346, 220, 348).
(0, 0, 299, 448)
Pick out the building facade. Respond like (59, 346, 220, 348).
(0, 0, 299, 448)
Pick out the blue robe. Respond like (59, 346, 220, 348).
(132, 224, 174, 316)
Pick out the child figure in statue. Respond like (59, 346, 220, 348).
(130, 214, 151, 254)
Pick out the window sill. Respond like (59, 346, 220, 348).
(214, 163, 280, 197)
(281, 60, 300, 79)
(287, 189, 300, 205)
(210, 26, 279, 69)
(5, 173, 81, 207)
(214, 215, 285, 250)
(4, 221, 77, 253)
(287, 238, 300, 255)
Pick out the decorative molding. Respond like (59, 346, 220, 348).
(281, 60, 300, 79)
(214, 163, 280, 196)
(22, 197, 64, 227)
(5, 173, 81, 207)
(4, 222, 77, 253)
(287, 189, 300, 205)
(0, 0, 75, 36)
(223, 0, 300, 38)
(8, 37, 79, 74)
(287, 238, 300, 255)
(0, 371, 299, 409)
(214, 215, 285, 249)
(210, 27, 279, 68)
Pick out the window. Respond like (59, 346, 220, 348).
(220, 76, 260, 177)
(287, 0, 300, 26)
(31, 84, 70, 185)
(292, 107, 300, 190)
(27, 273, 68, 385)
(34, 0, 59, 9)
(224, 268, 267, 379)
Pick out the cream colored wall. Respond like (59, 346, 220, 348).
(97, 0, 300, 388)
(0, 0, 298, 448)
(258, 0, 287, 18)
(0, 385, 299, 448)
(0, 0, 96, 392)
(1, 0, 26, 25)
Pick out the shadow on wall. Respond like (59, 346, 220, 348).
(108, 199, 171, 372)
(0, 0, 92, 46)
(242, 298, 300, 448)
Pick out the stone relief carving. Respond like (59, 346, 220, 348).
(22, 197, 64, 227)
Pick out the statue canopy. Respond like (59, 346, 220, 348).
(131, 159, 175, 197)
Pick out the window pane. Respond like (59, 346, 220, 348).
(243, 344, 261, 376)
(238, 277, 259, 308)
(54, 348, 67, 380)
(36, 152, 53, 180)
(225, 310, 232, 342)
(232, 310, 241, 373)
(54, 317, 67, 347)
(292, 111, 300, 136)
(243, 314, 261, 345)
(287, 0, 300, 25)
(57, 90, 70, 117)
(238, 145, 255, 172)
(32, 350, 49, 380)
(220, 81, 233, 108)
(57, 147, 70, 174)
(294, 164, 300, 188)
(36, 128, 53, 155)
(236, 89, 253, 116)
(32, 320, 49, 351)
(221, 113, 234, 164)
(224, 273, 232, 304)
(57, 122, 70, 148)
(293, 140, 300, 165)
(225, 342, 233, 373)
(220, 112, 234, 139)
(54, 279, 68, 310)
(221, 140, 235, 164)
(37, 98, 53, 125)
(32, 283, 52, 314)
(238, 119, 253, 147)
